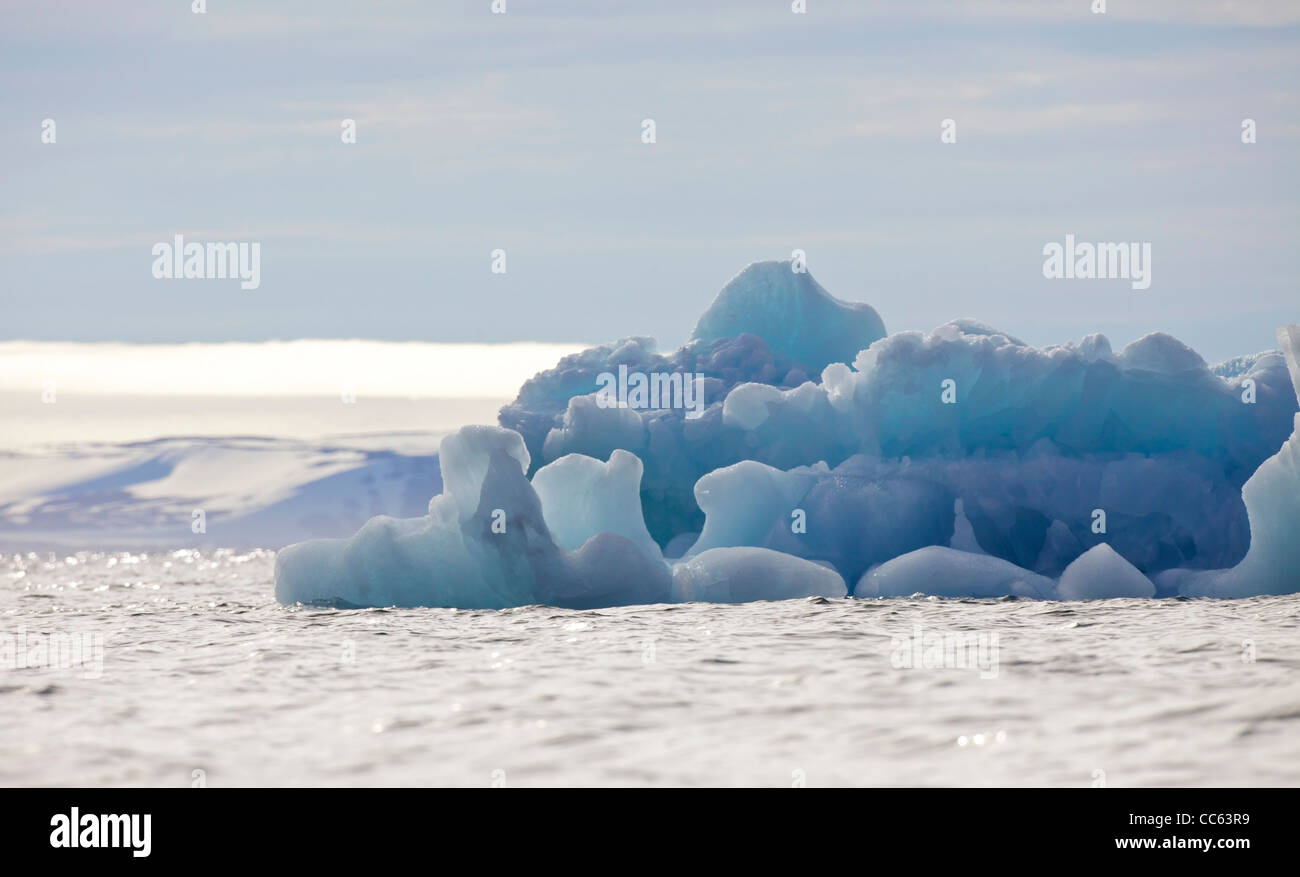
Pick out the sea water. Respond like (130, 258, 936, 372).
(4, 549, 1297, 787)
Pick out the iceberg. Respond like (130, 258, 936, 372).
(275, 426, 672, 609)
(673, 547, 847, 603)
(1056, 544, 1155, 600)
(276, 261, 1300, 607)
(1152, 327, 1300, 598)
(856, 547, 1053, 599)
(689, 261, 886, 373)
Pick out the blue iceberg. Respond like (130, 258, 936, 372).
(276, 261, 1300, 607)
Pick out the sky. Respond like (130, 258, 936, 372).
(1, 0, 1297, 364)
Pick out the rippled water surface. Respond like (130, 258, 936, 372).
(3, 549, 1298, 787)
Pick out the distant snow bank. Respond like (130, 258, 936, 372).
(0, 434, 442, 552)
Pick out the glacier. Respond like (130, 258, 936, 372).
(276, 261, 1300, 608)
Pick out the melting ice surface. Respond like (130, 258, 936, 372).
(276, 262, 1300, 607)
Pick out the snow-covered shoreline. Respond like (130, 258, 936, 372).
(0, 433, 442, 552)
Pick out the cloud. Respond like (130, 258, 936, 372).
(0, 340, 588, 397)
